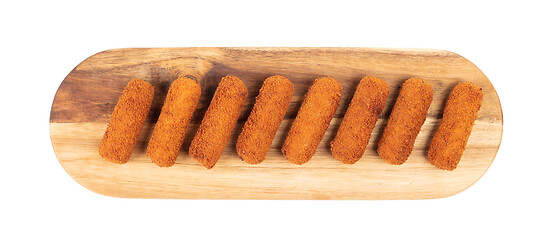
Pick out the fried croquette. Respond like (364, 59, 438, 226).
(146, 77, 201, 167)
(428, 82, 483, 171)
(282, 77, 342, 165)
(99, 78, 154, 164)
(236, 75, 294, 164)
(331, 76, 389, 164)
(189, 75, 248, 169)
(377, 78, 433, 165)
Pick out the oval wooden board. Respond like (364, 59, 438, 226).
(50, 48, 502, 199)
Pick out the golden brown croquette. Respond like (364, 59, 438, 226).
(282, 77, 342, 165)
(377, 78, 433, 165)
(147, 77, 201, 167)
(236, 75, 294, 164)
(428, 82, 483, 171)
(99, 78, 154, 164)
(331, 76, 389, 164)
(189, 75, 248, 169)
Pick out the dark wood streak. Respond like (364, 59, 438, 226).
(50, 47, 502, 126)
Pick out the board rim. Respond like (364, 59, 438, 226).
(50, 47, 503, 200)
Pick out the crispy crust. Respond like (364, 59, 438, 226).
(282, 77, 342, 165)
(236, 75, 294, 164)
(377, 78, 433, 165)
(189, 75, 248, 169)
(99, 79, 154, 164)
(146, 77, 201, 167)
(331, 76, 389, 164)
(428, 82, 483, 171)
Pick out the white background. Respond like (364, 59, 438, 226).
(1, 1, 550, 239)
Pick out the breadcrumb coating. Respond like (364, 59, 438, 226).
(282, 77, 342, 165)
(99, 78, 154, 164)
(189, 75, 248, 169)
(377, 78, 433, 165)
(147, 77, 201, 167)
(428, 82, 483, 171)
(331, 76, 389, 164)
(236, 75, 294, 164)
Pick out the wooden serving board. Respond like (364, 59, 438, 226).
(50, 48, 502, 199)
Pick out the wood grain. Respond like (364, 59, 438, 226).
(50, 48, 503, 199)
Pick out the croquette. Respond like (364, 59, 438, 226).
(377, 78, 433, 165)
(189, 75, 248, 169)
(428, 82, 483, 171)
(282, 77, 342, 165)
(331, 76, 389, 164)
(236, 75, 294, 164)
(147, 77, 201, 167)
(99, 78, 154, 164)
